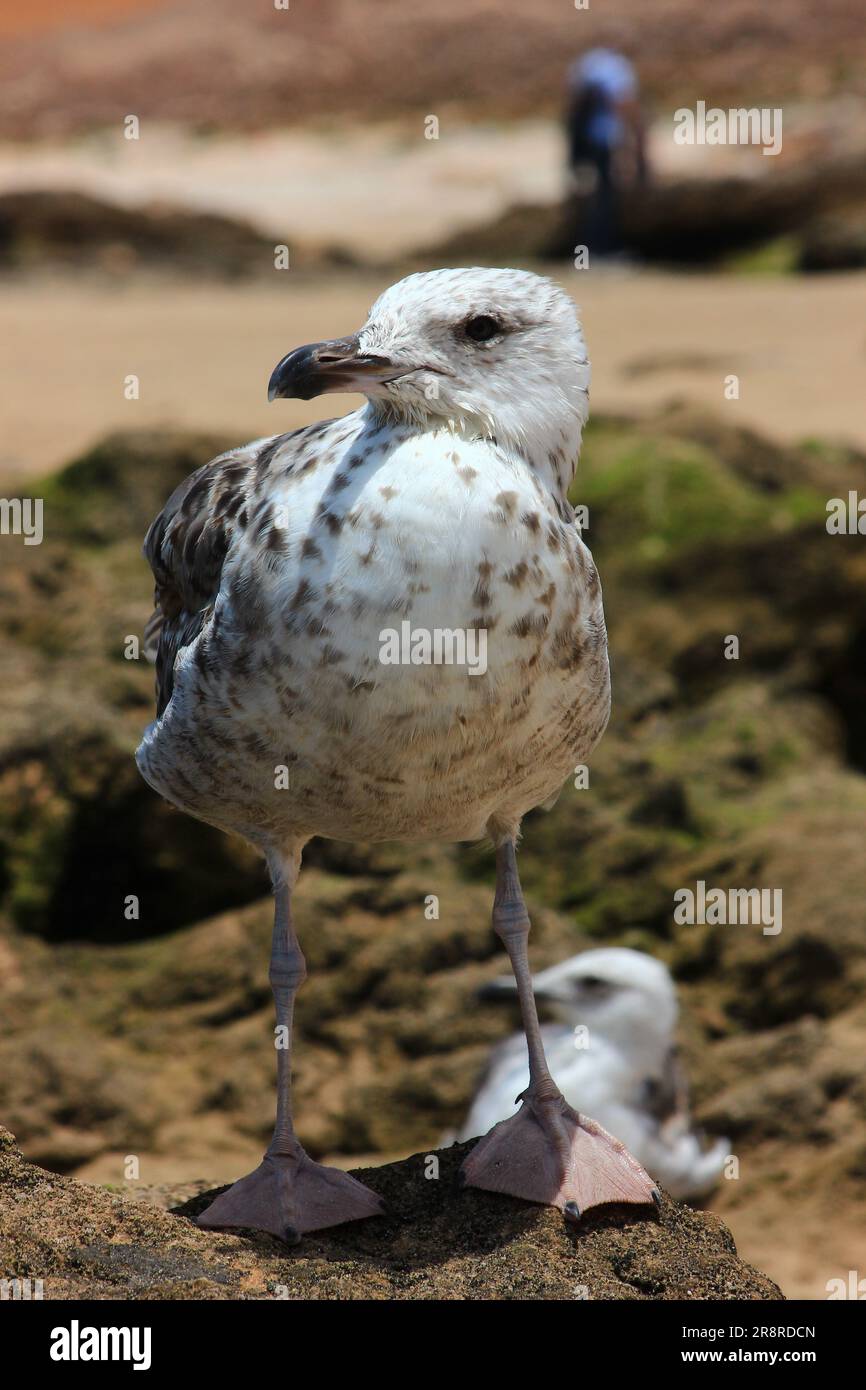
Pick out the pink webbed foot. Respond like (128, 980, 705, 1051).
(460, 1090, 659, 1220)
(197, 1145, 385, 1243)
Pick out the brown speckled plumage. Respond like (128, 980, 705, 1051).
(137, 273, 607, 852)
(136, 270, 657, 1241)
(138, 406, 608, 849)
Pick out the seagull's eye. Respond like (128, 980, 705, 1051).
(578, 976, 609, 993)
(463, 314, 501, 343)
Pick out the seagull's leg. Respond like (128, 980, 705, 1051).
(197, 847, 384, 1242)
(460, 839, 658, 1219)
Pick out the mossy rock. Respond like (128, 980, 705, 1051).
(38, 430, 235, 548)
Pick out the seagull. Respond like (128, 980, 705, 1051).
(457, 948, 729, 1200)
(136, 266, 658, 1241)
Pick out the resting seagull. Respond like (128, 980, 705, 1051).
(137, 266, 657, 1240)
(458, 948, 729, 1200)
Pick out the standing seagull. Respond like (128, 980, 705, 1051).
(137, 267, 657, 1240)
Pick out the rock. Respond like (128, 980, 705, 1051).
(0, 863, 556, 1167)
(43, 429, 237, 546)
(421, 155, 866, 269)
(0, 0, 863, 139)
(799, 210, 866, 271)
(0, 191, 343, 277)
(3, 412, 866, 1295)
(0, 1128, 781, 1300)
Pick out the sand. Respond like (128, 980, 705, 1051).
(2, 267, 864, 486)
(0, 118, 787, 263)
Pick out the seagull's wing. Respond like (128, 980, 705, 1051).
(639, 1045, 691, 1132)
(142, 438, 277, 715)
(629, 1045, 729, 1198)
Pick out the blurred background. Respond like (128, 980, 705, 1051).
(1, 0, 866, 1300)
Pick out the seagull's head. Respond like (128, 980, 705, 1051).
(482, 947, 678, 1049)
(268, 267, 590, 473)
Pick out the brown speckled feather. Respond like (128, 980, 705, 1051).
(136, 270, 607, 851)
(143, 448, 257, 714)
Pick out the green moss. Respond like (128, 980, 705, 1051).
(576, 420, 827, 581)
(576, 437, 771, 558)
(723, 236, 800, 276)
(36, 430, 233, 548)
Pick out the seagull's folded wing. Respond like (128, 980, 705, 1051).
(640, 1044, 691, 1135)
(142, 445, 260, 714)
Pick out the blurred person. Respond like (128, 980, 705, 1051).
(566, 47, 648, 258)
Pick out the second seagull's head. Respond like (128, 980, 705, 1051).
(268, 266, 591, 467)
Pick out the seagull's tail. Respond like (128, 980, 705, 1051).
(654, 1133, 730, 1201)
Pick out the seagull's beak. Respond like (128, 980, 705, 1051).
(530, 981, 573, 1005)
(478, 970, 575, 1006)
(477, 976, 519, 1003)
(526, 968, 575, 1005)
(267, 336, 397, 402)
(478, 974, 571, 1006)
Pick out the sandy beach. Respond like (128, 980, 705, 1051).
(3, 266, 864, 484)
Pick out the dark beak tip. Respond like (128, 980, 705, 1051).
(266, 337, 394, 404)
(478, 981, 518, 1003)
(267, 357, 290, 402)
(268, 346, 311, 403)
